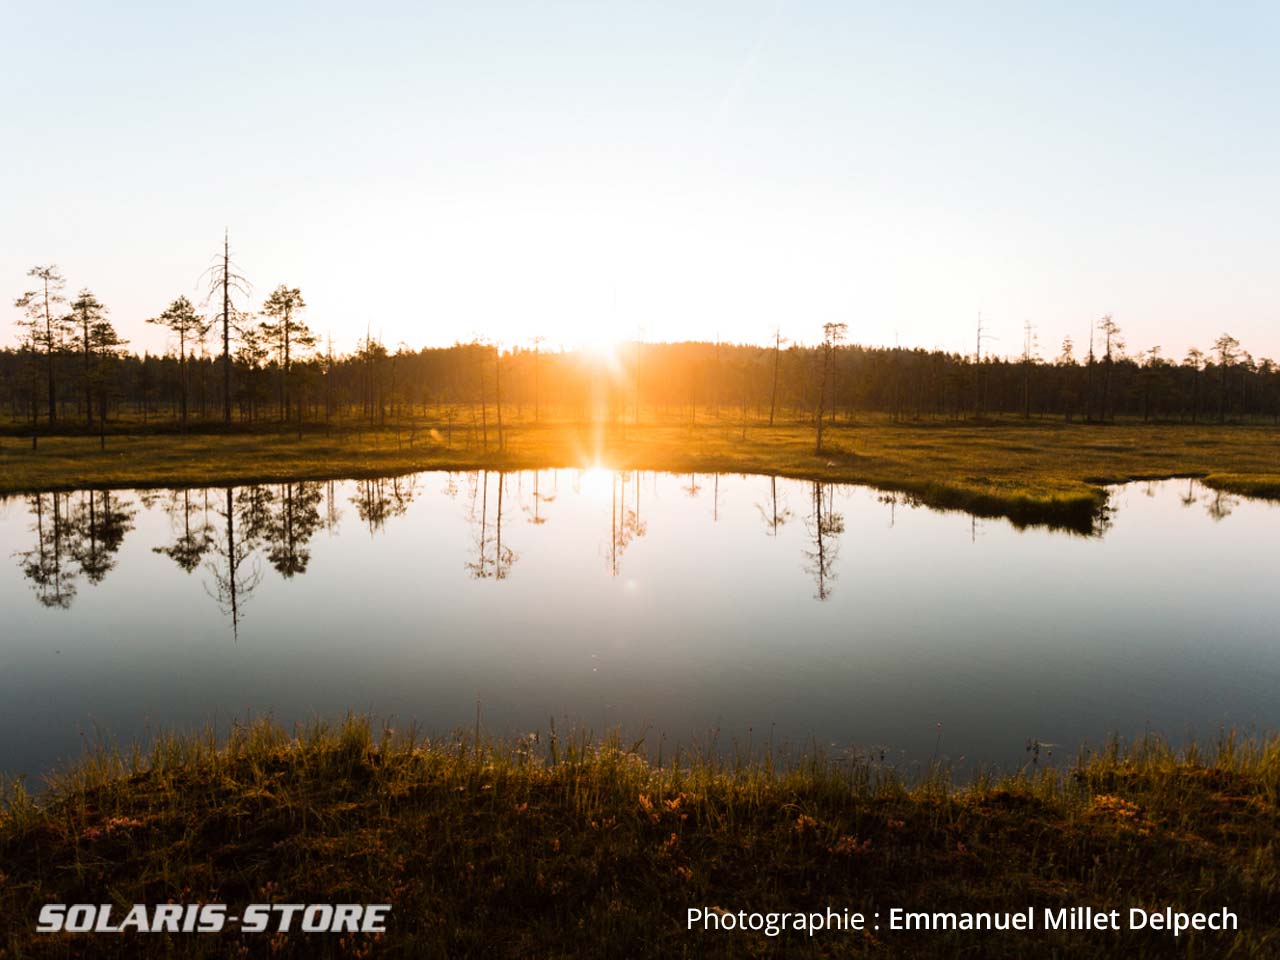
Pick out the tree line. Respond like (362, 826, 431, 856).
(11, 471, 1244, 630)
(6, 254, 1279, 447)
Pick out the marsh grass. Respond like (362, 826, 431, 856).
(2, 717, 1277, 958)
(2, 413, 1278, 531)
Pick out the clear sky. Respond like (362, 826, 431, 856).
(3, 1, 1277, 360)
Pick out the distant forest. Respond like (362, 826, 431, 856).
(5, 261, 1278, 436)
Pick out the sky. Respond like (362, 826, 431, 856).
(2, 1, 1277, 360)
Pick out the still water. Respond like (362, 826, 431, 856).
(1, 472, 1275, 780)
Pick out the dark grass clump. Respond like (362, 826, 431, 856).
(2, 718, 1278, 958)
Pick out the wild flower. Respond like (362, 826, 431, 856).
(638, 793, 659, 823)
(1089, 794, 1152, 835)
(1091, 794, 1141, 818)
(828, 835, 871, 856)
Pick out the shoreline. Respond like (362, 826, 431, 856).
(3, 416, 1278, 532)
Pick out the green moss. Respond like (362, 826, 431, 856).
(1204, 473, 1280, 499)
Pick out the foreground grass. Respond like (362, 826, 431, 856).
(1, 719, 1277, 958)
(2, 414, 1279, 530)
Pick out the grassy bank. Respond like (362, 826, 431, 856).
(2, 415, 1279, 531)
(1, 718, 1276, 958)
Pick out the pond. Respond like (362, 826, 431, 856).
(1, 471, 1275, 780)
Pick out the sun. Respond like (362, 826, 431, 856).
(574, 323, 628, 370)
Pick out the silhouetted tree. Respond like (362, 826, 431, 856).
(1214, 333, 1240, 423)
(769, 327, 786, 425)
(1184, 347, 1204, 422)
(146, 296, 207, 429)
(14, 265, 68, 424)
(234, 317, 270, 421)
(531, 335, 545, 423)
(260, 285, 314, 421)
(815, 322, 846, 453)
(3, 309, 1276, 431)
(493, 344, 504, 450)
(69, 289, 109, 426)
(87, 312, 128, 447)
(1057, 336, 1078, 420)
(202, 231, 251, 423)
(1020, 321, 1038, 419)
(1098, 315, 1123, 422)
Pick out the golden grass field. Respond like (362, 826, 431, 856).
(3, 413, 1278, 530)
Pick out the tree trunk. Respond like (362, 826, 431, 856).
(222, 234, 232, 424)
(769, 332, 780, 426)
(494, 346, 504, 450)
(44, 277, 57, 425)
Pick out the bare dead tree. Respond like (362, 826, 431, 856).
(1021, 320, 1038, 419)
(531, 335, 545, 423)
(769, 327, 786, 426)
(1098, 315, 1123, 422)
(973, 312, 996, 419)
(815, 322, 847, 454)
(494, 343, 504, 450)
(200, 231, 251, 423)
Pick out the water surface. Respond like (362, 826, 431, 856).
(2, 472, 1275, 779)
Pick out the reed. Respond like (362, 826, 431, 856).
(3, 717, 1277, 957)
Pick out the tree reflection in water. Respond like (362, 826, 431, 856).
(153, 488, 212, 573)
(607, 471, 646, 576)
(10, 472, 855, 625)
(803, 482, 843, 601)
(17, 490, 136, 608)
(204, 488, 262, 639)
(466, 470, 516, 580)
(756, 476, 794, 538)
(352, 477, 417, 534)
